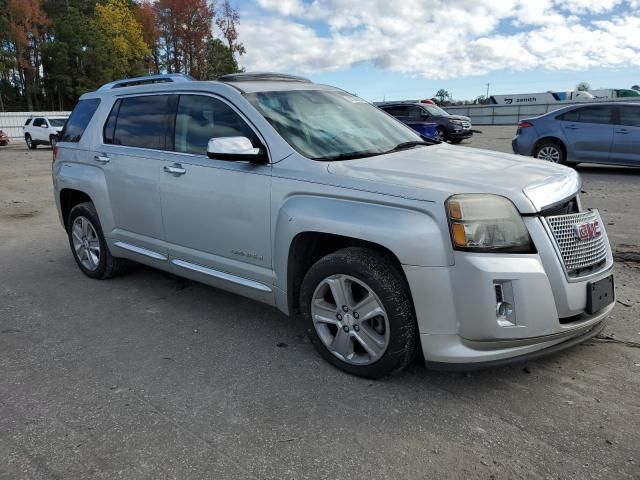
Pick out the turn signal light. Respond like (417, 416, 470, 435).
(518, 121, 533, 128)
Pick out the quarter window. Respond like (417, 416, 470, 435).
(60, 98, 101, 143)
(174, 95, 257, 156)
(618, 106, 640, 127)
(113, 95, 173, 150)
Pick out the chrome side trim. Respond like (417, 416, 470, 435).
(171, 259, 272, 292)
(113, 241, 167, 260)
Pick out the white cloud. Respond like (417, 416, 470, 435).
(240, 0, 640, 79)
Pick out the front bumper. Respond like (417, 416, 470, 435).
(449, 128, 473, 139)
(403, 216, 614, 368)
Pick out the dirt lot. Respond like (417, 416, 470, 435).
(1, 128, 639, 479)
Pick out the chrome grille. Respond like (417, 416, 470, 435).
(544, 210, 608, 276)
(461, 121, 471, 129)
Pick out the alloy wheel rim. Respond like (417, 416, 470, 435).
(26, 137, 31, 147)
(311, 274, 390, 365)
(435, 129, 445, 142)
(71, 216, 101, 271)
(537, 146, 561, 163)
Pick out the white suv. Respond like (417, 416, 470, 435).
(23, 116, 68, 149)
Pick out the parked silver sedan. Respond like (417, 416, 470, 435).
(512, 102, 640, 166)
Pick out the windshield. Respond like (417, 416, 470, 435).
(423, 105, 449, 116)
(245, 90, 425, 160)
(49, 118, 67, 127)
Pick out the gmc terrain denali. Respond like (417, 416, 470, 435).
(53, 73, 614, 378)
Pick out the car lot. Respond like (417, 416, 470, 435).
(1, 127, 639, 479)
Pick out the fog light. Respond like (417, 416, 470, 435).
(496, 301, 513, 318)
(494, 281, 516, 327)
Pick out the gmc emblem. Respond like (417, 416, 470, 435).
(573, 220, 601, 241)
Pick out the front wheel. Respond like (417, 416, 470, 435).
(25, 134, 36, 150)
(534, 141, 565, 164)
(449, 138, 463, 144)
(434, 127, 447, 142)
(300, 247, 418, 378)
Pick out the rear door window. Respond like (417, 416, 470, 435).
(60, 98, 101, 142)
(618, 106, 640, 127)
(174, 95, 258, 156)
(113, 95, 174, 150)
(560, 106, 614, 125)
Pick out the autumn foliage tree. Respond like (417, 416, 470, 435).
(0, 0, 246, 110)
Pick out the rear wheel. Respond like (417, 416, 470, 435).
(25, 134, 36, 150)
(49, 135, 57, 147)
(300, 247, 418, 378)
(67, 202, 128, 279)
(534, 141, 565, 164)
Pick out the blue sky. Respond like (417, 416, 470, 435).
(236, 0, 640, 102)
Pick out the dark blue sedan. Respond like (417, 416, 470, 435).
(512, 102, 640, 166)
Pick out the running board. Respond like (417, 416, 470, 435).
(171, 259, 272, 292)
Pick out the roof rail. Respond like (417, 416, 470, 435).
(218, 72, 311, 83)
(98, 73, 194, 91)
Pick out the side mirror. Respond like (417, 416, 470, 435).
(421, 112, 430, 119)
(207, 136, 266, 163)
(42, 124, 49, 128)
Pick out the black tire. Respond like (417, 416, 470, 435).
(67, 201, 128, 279)
(300, 247, 418, 379)
(25, 134, 36, 150)
(533, 140, 566, 165)
(435, 127, 447, 142)
(449, 138, 463, 144)
(49, 135, 57, 147)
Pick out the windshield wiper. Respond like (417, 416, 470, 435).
(312, 151, 384, 161)
(386, 140, 434, 153)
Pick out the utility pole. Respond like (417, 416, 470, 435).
(485, 83, 490, 99)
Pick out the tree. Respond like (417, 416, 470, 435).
(434, 89, 451, 105)
(200, 37, 241, 80)
(94, 0, 150, 79)
(632, 85, 640, 91)
(5, 0, 50, 110)
(576, 81, 591, 91)
(134, 1, 161, 74)
(474, 95, 488, 105)
(216, 0, 245, 56)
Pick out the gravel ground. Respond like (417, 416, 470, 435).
(1, 129, 639, 479)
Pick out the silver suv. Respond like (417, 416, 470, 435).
(53, 73, 615, 378)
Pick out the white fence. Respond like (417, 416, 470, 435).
(0, 111, 71, 140)
(445, 97, 640, 125)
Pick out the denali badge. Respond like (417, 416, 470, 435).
(573, 220, 601, 241)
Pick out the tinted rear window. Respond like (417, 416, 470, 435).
(559, 106, 613, 125)
(60, 98, 101, 142)
(113, 95, 173, 150)
(618, 106, 640, 127)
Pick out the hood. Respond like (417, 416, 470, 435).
(447, 115, 471, 122)
(326, 144, 580, 213)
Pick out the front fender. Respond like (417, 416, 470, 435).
(273, 194, 453, 291)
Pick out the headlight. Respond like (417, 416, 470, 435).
(446, 194, 534, 253)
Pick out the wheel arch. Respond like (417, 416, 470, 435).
(59, 188, 93, 230)
(533, 136, 567, 159)
(273, 195, 452, 316)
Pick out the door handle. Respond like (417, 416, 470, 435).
(94, 155, 110, 164)
(565, 125, 579, 130)
(615, 129, 630, 134)
(163, 164, 186, 176)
